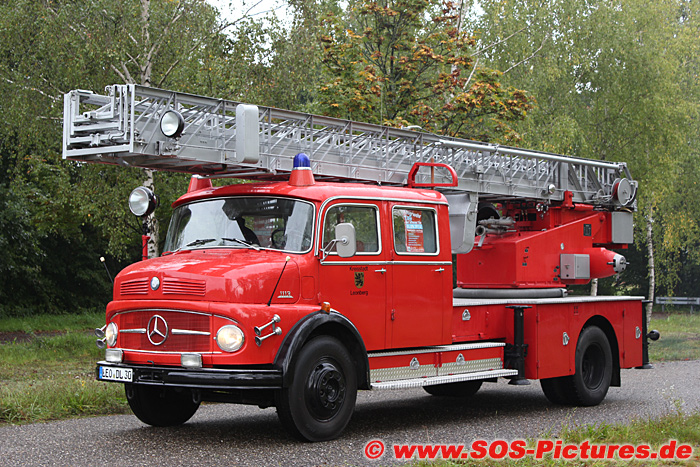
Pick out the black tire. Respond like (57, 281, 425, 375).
(571, 326, 613, 406)
(539, 326, 612, 406)
(125, 384, 200, 427)
(276, 336, 357, 442)
(540, 377, 571, 405)
(423, 380, 482, 397)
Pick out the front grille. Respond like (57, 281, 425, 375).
(121, 279, 149, 295)
(117, 310, 213, 352)
(162, 278, 206, 296)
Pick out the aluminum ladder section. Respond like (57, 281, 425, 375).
(63, 84, 636, 209)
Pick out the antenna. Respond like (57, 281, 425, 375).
(100, 257, 113, 284)
(267, 256, 291, 307)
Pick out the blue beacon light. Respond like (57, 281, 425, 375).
(293, 153, 311, 168)
(289, 153, 315, 186)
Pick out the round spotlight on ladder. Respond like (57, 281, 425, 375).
(160, 110, 185, 138)
(128, 186, 158, 217)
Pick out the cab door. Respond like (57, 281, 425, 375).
(388, 204, 450, 348)
(318, 201, 387, 351)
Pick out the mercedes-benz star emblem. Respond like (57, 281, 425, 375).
(147, 314, 169, 346)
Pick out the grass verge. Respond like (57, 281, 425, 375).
(0, 309, 104, 333)
(649, 313, 700, 362)
(412, 410, 700, 466)
(0, 325, 129, 424)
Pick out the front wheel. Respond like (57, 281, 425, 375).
(276, 336, 357, 442)
(125, 384, 200, 427)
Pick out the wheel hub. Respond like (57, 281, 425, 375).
(305, 361, 346, 420)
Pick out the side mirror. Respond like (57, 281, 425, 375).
(335, 223, 356, 258)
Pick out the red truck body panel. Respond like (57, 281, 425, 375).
(105, 179, 644, 379)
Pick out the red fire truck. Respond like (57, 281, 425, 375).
(63, 85, 658, 441)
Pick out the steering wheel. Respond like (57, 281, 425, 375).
(271, 228, 286, 249)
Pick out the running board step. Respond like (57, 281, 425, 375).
(368, 342, 512, 386)
(370, 369, 519, 390)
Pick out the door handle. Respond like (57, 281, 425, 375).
(375, 268, 386, 274)
(434, 268, 445, 273)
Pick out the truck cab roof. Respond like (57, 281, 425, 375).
(173, 180, 448, 208)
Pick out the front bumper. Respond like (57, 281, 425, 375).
(96, 361, 282, 390)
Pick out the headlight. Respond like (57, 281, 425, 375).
(215, 325, 245, 352)
(160, 110, 185, 138)
(128, 186, 158, 217)
(105, 322, 118, 347)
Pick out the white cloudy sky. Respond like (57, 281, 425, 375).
(207, 0, 291, 26)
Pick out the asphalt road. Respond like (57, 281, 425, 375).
(1, 360, 698, 466)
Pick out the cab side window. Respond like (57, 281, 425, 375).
(323, 204, 380, 254)
(393, 207, 437, 254)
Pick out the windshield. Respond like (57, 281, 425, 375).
(163, 197, 315, 254)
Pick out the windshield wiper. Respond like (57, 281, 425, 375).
(185, 238, 216, 247)
(221, 237, 261, 251)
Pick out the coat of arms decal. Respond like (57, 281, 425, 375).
(354, 272, 364, 288)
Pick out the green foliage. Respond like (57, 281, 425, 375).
(473, 0, 700, 297)
(316, 0, 533, 141)
(0, 0, 250, 314)
(200, 4, 324, 112)
(1, 0, 699, 312)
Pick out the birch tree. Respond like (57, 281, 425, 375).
(473, 0, 700, 301)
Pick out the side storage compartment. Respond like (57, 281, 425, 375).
(525, 297, 645, 381)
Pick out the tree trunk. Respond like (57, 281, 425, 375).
(144, 168, 159, 258)
(646, 206, 655, 323)
(590, 278, 598, 296)
(140, 0, 159, 258)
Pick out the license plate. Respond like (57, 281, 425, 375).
(99, 366, 133, 382)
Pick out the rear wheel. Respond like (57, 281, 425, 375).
(125, 384, 200, 427)
(539, 326, 612, 406)
(276, 336, 357, 442)
(571, 326, 612, 406)
(423, 380, 482, 397)
(540, 377, 571, 405)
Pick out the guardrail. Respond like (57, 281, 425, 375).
(655, 296, 700, 312)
